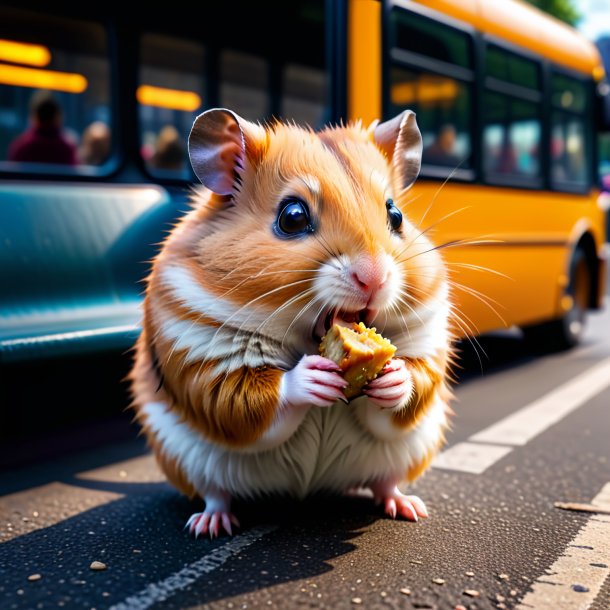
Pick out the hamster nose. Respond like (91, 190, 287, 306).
(350, 255, 390, 295)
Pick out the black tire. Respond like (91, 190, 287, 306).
(523, 248, 591, 352)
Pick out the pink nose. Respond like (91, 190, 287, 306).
(350, 255, 389, 295)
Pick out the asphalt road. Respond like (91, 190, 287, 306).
(2, 300, 610, 609)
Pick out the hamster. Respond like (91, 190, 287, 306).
(130, 108, 453, 538)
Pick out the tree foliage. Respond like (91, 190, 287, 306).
(524, 0, 582, 26)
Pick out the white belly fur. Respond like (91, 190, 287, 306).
(142, 398, 448, 500)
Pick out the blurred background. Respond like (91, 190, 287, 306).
(0, 0, 609, 469)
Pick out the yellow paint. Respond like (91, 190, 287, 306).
(347, 0, 381, 124)
(136, 85, 202, 112)
(404, 181, 606, 336)
(0, 39, 51, 67)
(0, 63, 87, 93)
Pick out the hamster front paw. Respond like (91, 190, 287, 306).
(363, 358, 413, 409)
(280, 355, 348, 408)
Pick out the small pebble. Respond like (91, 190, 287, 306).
(463, 589, 480, 597)
(89, 561, 107, 571)
(399, 587, 411, 596)
(572, 584, 589, 593)
(455, 605, 467, 610)
(27, 574, 41, 582)
(497, 604, 506, 609)
(509, 589, 517, 596)
(132, 549, 142, 554)
(351, 598, 362, 605)
(32, 512, 39, 517)
(465, 571, 475, 577)
(410, 560, 422, 565)
(498, 573, 509, 580)
(380, 591, 387, 598)
(496, 594, 505, 602)
(432, 578, 445, 585)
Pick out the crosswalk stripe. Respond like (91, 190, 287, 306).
(433, 356, 610, 474)
(515, 482, 610, 610)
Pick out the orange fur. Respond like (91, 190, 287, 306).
(130, 114, 453, 496)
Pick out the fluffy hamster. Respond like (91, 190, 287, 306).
(130, 108, 453, 537)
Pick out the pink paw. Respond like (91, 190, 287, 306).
(364, 358, 413, 409)
(186, 510, 240, 538)
(371, 482, 428, 522)
(280, 354, 348, 408)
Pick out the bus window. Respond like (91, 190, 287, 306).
(0, 7, 111, 172)
(139, 34, 204, 179)
(390, 68, 472, 172)
(483, 93, 541, 182)
(486, 45, 540, 90)
(483, 45, 542, 186)
(388, 7, 475, 179)
(220, 51, 269, 121)
(390, 8, 472, 69)
(550, 73, 589, 189)
(282, 63, 327, 128)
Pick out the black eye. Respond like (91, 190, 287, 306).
(386, 198, 402, 232)
(276, 198, 313, 237)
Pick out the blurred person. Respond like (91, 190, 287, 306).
(79, 121, 111, 166)
(8, 90, 77, 165)
(149, 125, 184, 171)
(423, 124, 461, 167)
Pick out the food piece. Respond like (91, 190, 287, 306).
(320, 322, 396, 398)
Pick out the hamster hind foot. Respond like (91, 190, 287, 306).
(186, 488, 240, 538)
(371, 479, 428, 522)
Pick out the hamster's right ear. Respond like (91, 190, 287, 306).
(188, 108, 267, 195)
(372, 110, 423, 191)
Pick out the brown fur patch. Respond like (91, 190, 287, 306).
(392, 352, 449, 430)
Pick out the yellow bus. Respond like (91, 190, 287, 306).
(350, 0, 609, 349)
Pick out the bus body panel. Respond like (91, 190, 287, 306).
(405, 181, 606, 335)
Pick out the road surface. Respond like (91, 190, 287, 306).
(1, 301, 610, 610)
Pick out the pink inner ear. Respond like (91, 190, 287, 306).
(188, 108, 246, 195)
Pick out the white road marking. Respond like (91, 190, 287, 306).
(515, 482, 610, 610)
(108, 526, 277, 610)
(434, 356, 610, 474)
(432, 442, 513, 474)
(471, 357, 610, 446)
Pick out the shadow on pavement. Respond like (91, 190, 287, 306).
(0, 487, 377, 609)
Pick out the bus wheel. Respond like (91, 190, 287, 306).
(523, 248, 591, 352)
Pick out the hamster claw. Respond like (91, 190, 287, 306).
(371, 481, 429, 522)
(186, 510, 239, 539)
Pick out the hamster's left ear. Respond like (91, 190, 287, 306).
(371, 110, 422, 190)
(188, 108, 267, 195)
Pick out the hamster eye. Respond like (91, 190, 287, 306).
(276, 198, 314, 237)
(386, 199, 403, 232)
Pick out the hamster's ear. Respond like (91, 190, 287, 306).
(188, 108, 266, 195)
(373, 110, 422, 190)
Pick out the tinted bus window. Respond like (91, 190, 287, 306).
(486, 45, 540, 90)
(483, 93, 541, 182)
(0, 8, 111, 171)
(220, 50, 269, 121)
(390, 9, 472, 69)
(390, 67, 472, 171)
(550, 73, 589, 189)
(139, 34, 204, 179)
(388, 8, 474, 178)
(282, 63, 327, 128)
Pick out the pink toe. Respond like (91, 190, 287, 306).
(385, 498, 397, 519)
(221, 513, 233, 536)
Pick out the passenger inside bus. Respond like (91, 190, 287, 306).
(8, 90, 77, 166)
(423, 124, 461, 167)
(79, 121, 111, 166)
(148, 125, 185, 172)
